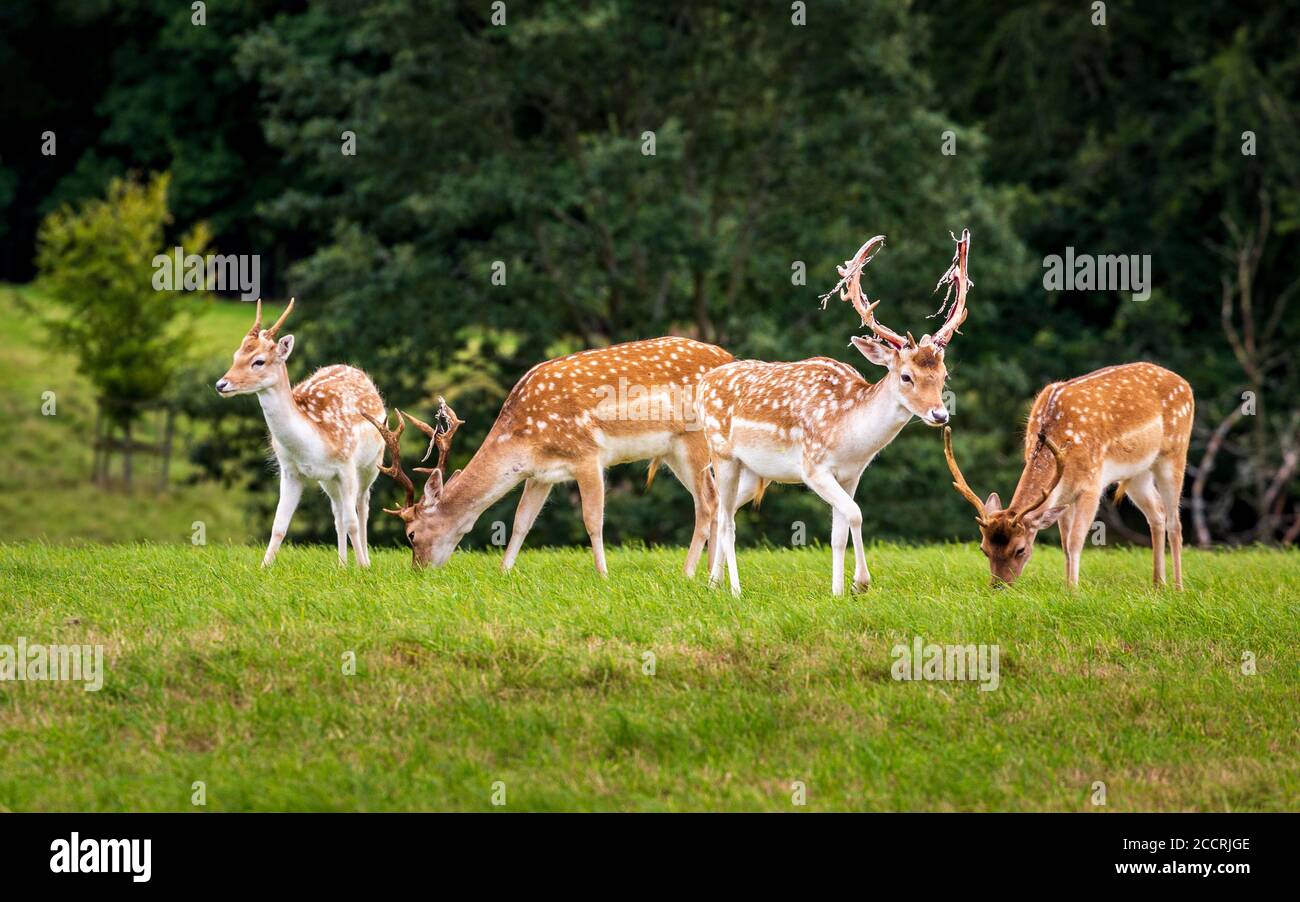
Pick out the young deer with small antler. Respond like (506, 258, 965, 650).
(943, 363, 1194, 589)
(215, 299, 386, 567)
(698, 231, 973, 595)
(366, 338, 735, 573)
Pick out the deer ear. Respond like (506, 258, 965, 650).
(851, 336, 895, 368)
(276, 334, 295, 361)
(420, 468, 444, 508)
(983, 492, 1002, 514)
(1022, 505, 1066, 530)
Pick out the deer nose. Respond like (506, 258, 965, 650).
(929, 408, 949, 425)
(215, 379, 230, 393)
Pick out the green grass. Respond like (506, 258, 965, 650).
(1, 542, 1296, 812)
(0, 285, 283, 544)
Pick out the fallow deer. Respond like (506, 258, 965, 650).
(366, 337, 735, 574)
(215, 299, 386, 567)
(943, 362, 1194, 589)
(699, 231, 973, 595)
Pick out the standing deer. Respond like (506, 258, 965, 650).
(366, 337, 735, 574)
(943, 363, 1194, 589)
(215, 299, 386, 567)
(699, 231, 973, 595)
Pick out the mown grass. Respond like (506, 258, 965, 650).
(1, 542, 1296, 812)
(0, 285, 282, 544)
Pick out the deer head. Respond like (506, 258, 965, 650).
(821, 231, 972, 427)
(944, 426, 1067, 586)
(364, 399, 468, 568)
(215, 298, 296, 396)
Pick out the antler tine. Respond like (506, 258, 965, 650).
(401, 399, 464, 471)
(361, 411, 415, 513)
(818, 235, 909, 350)
(1012, 432, 1067, 523)
(264, 297, 295, 338)
(433, 398, 464, 473)
(943, 426, 989, 524)
(398, 408, 439, 464)
(932, 229, 972, 349)
(247, 299, 263, 336)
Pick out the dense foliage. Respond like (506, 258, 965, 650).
(4, 1, 1296, 547)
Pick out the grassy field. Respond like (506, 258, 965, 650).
(1, 541, 1296, 812)
(0, 285, 285, 544)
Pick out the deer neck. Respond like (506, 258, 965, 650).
(846, 374, 914, 446)
(1010, 444, 1066, 512)
(255, 366, 314, 447)
(435, 435, 529, 526)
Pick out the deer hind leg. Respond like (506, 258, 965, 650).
(1155, 456, 1187, 590)
(1063, 490, 1101, 588)
(1122, 471, 1165, 588)
(574, 463, 608, 577)
(709, 457, 743, 595)
(803, 467, 865, 596)
(502, 478, 553, 572)
(666, 437, 717, 579)
(262, 470, 304, 567)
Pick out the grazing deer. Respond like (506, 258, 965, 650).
(942, 362, 1194, 588)
(366, 338, 735, 574)
(215, 299, 386, 567)
(699, 231, 973, 595)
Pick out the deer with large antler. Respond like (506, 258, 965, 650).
(215, 299, 386, 567)
(943, 362, 1194, 589)
(365, 338, 735, 573)
(698, 231, 973, 595)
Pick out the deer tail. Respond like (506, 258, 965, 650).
(645, 457, 661, 491)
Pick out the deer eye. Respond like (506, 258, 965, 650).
(252, 358, 265, 368)
(900, 373, 913, 384)
(1015, 547, 1027, 558)
(407, 531, 415, 542)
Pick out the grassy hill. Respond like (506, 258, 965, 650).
(0, 285, 275, 544)
(1, 543, 1296, 811)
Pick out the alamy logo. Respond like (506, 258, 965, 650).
(1042, 248, 1151, 301)
(50, 833, 151, 883)
(0, 638, 103, 691)
(593, 378, 701, 429)
(152, 246, 261, 300)
(891, 636, 1000, 691)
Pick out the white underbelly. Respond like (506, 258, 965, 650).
(736, 444, 803, 482)
(593, 429, 674, 467)
(1100, 451, 1158, 487)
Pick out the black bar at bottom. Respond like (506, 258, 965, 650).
(2, 812, 1287, 889)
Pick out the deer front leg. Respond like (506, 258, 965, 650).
(574, 464, 608, 577)
(840, 471, 870, 591)
(339, 469, 366, 568)
(1063, 490, 1101, 588)
(323, 482, 347, 566)
(262, 470, 304, 567)
(803, 468, 866, 596)
(502, 478, 553, 572)
(829, 507, 849, 596)
(355, 464, 378, 568)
